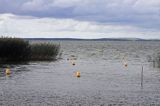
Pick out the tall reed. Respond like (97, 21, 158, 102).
(0, 37, 60, 63)
(30, 43, 60, 60)
(0, 37, 30, 62)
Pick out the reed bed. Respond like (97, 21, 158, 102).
(153, 53, 160, 68)
(0, 37, 60, 63)
(0, 37, 30, 62)
(30, 43, 60, 60)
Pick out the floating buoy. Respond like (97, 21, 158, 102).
(76, 71, 80, 77)
(5, 68, 11, 75)
(124, 63, 128, 67)
(72, 62, 75, 66)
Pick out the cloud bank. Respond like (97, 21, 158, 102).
(0, 13, 159, 39)
(0, 0, 160, 38)
(0, 0, 160, 27)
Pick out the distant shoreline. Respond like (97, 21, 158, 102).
(24, 38, 160, 41)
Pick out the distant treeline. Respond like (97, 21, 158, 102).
(25, 38, 160, 41)
(0, 37, 60, 63)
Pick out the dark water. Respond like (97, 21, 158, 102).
(1, 41, 160, 106)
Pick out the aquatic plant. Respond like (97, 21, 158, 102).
(153, 53, 160, 68)
(30, 43, 60, 60)
(0, 37, 60, 63)
(0, 37, 30, 62)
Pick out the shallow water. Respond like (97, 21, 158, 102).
(1, 41, 160, 106)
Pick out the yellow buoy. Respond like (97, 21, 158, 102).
(6, 68, 11, 75)
(76, 71, 80, 77)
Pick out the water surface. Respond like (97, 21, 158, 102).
(1, 41, 160, 106)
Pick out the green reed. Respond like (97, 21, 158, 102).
(0, 37, 60, 63)
(0, 37, 30, 62)
(30, 43, 60, 60)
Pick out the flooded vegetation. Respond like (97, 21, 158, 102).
(152, 53, 160, 68)
(30, 43, 60, 61)
(0, 37, 30, 62)
(0, 38, 60, 63)
(1, 41, 160, 105)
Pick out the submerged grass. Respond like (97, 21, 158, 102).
(0, 37, 60, 63)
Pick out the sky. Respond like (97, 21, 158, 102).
(0, 0, 160, 39)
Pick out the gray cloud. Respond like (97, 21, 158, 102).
(0, 0, 160, 30)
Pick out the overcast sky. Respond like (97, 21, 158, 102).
(0, 0, 160, 39)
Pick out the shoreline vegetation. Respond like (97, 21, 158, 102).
(0, 37, 60, 63)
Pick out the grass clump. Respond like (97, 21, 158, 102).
(30, 43, 60, 60)
(0, 37, 60, 63)
(153, 53, 160, 68)
(0, 37, 30, 62)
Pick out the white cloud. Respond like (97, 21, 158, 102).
(0, 13, 160, 39)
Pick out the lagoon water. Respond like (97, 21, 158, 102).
(1, 41, 160, 106)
